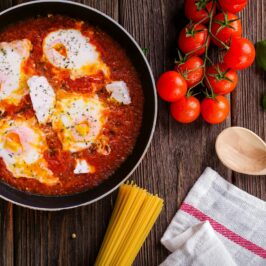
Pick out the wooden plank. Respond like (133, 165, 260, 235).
(119, 0, 183, 264)
(0, 202, 13, 266)
(119, 0, 232, 265)
(231, 0, 266, 200)
(14, 198, 116, 266)
(0, 0, 12, 11)
(7, 0, 119, 18)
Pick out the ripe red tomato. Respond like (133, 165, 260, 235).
(218, 0, 247, 14)
(220, 0, 246, 5)
(174, 56, 204, 88)
(211, 12, 242, 47)
(184, 0, 216, 23)
(205, 63, 238, 95)
(156, 71, 187, 102)
(201, 95, 230, 124)
(178, 24, 209, 56)
(170, 96, 200, 123)
(223, 37, 255, 70)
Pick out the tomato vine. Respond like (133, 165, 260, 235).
(157, 0, 255, 124)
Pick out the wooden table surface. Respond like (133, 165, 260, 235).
(0, 0, 265, 265)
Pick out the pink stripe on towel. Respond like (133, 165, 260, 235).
(180, 203, 266, 259)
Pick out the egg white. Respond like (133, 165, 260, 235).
(74, 158, 95, 174)
(106, 81, 131, 105)
(28, 76, 56, 124)
(43, 29, 110, 79)
(0, 39, 32, 109)
(0, 116, 58, 185)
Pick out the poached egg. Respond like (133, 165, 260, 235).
(0, 116, 58, 185)
(43, 29, 110, 80)
(52, 90, 106, 153)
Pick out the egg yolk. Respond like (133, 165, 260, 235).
(3, 132, 23, 153)
(53, 43, 67, 57)
(75, 121, 90, 137)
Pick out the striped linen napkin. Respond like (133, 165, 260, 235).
(160, 167, 266, 266)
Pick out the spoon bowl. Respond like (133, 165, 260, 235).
(215, 127, 266, 175)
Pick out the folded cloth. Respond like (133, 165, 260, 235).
(161, 221, 237, 266)
(160, 167, 266, 266)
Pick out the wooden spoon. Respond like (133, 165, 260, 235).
(215, 127, 266, 175)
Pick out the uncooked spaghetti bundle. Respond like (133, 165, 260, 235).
(95, 182, 164, 266)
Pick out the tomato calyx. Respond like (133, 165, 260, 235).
(208, 65, 233, 82)
(195, 0, 211, 11)
(214, 12, 240, 35)
(185, 24, 205, 37)
(174, 49, 186, 64)
(202, 86, 219, 100)
(186, 90, 201, 98)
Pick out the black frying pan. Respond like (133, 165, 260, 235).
(0, 0, 157, 210)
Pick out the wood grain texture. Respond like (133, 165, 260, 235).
(120, 1, 232, 265)
(0, 202, 13, 266)
(0, 0, 265, 265)
(231, 0, 266, 200)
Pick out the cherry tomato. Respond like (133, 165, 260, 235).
(218, 0, 247, 14)
(178, 24, 209, 56)
(170, 96, 200, 123)
(201, 95, 230, 124)
(211, 12, 242, 47)
(184, 0, 216, 24)
(156, 71, 187, 102)
(205, 63, 238, 95)
(174, 56, 204, 88)
(220, 0, 246, 5)
(224, 37, 255, 70)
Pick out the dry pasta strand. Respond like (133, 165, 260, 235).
(95, 183, 164, 266)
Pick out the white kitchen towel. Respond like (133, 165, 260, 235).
(161, 221, 237, 266)
(160, 167, 266, 266)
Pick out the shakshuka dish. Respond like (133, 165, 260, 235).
(0, 15, 144, 195)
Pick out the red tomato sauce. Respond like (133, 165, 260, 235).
(0, 15, 144, 195)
